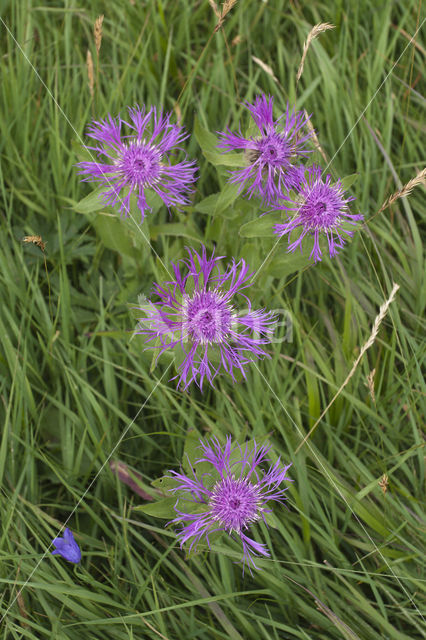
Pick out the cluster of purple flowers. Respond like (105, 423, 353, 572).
(76, 98, 362, 389)
(62, 96, 362, 573)
(218, 100, 312, 202)
(78, 97, 362, 263)
(218, 95, 363, 262)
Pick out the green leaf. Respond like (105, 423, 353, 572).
(183, 425, 202, 451)
(194, 193, 220, 216)
(239, 213, 281, 238)
(195, 193, 238, 219)
(194, 116, 218, 153)
(215, 181, 241, 214)
(194, 117, 245, 167)
(225, 435, 271, 480)
(71, 139, 93, 163)
(340, 173, 359, 190)
(92, 215, 140, 258)
(203, 150, 246, 167)
(267, 250, 312, 278)
(195, 193, 219, 215)
(239, 242, 260, 269)
(182, 430, 223, 482)
(342, 491, 391, 538)
(152, 475, 180, 493)
(144, 189, 164, 215)
(245, 122, 259, 139)
(183, 435, 201, 475)
(149, 337, 162, 374)
(264, 511, 279, 529)
(228, 436, 269, 466)
(133, 496, 177, 519)
(185, 530, 225, 559)
(73, 187, 106, 215)
(150, 223, 202, 243)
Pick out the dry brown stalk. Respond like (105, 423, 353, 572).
(222, 0, 237, 17)
(252, 56, 278, 83)
(214, 0, 238, 32)
(379, 473, 389, 496)
(173, 102, 182, 125)
(304, 110, 328, 162)
(315, 600, 361, 639)
(16, 589, 29, 627)
(140, 618, 171, 640)
(94, 14, 104, 57)
(22, 234, 52, 316)
(367, 368, 376, 404)
(295, 283, 400, 454)
(86, 49, 94, 97)
(109, 460, 155, 501)
(296, 22, 335, 84)
(12, 567, 29, 629)
(392, 25, 426, 56)
(208, 0, 220, 18)
(378, 167, 426, 213)
(285, 574, 361, 640)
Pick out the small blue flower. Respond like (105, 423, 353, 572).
(51, 528, 81, 564)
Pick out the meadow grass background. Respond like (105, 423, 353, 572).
(0, 0, 425, 638)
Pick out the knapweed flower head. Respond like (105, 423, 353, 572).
(76, 105, 197, 221)
(217, 94, 313, 203)
(137, 245, 276, 390)
(274, 165, 363, 262)
(167, 436, 292, 573)
(51, 528, 81, 564)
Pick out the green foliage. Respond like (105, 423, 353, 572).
(0, 1, 424, 639)
(239, 213, 282, 237)
(134, 497, 177, 518)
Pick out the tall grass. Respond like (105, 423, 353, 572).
(0, 1, 424, 638)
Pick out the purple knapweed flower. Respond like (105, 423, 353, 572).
(136, 246, 276, 390)
(274, 165, 363, 262)
(76, 105, 197, 221)
(167, 436, 292, 573)
(51, 528, 81, 564)
(217, 94, 313, 203)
